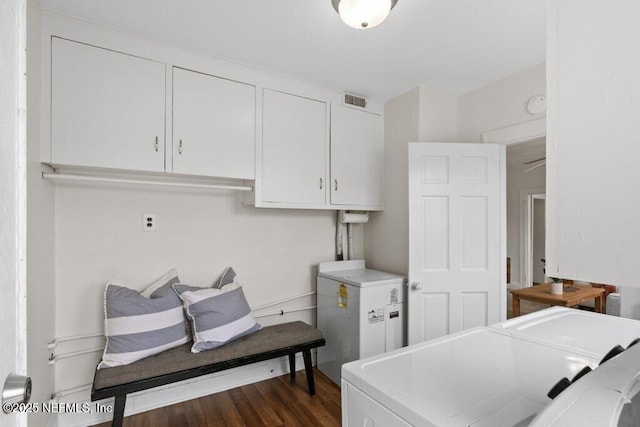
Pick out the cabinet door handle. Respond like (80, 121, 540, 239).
(320, 178, 323, 190)
(334, 179, 338, 191)
(154, 136, 159, 152)
(179, 139, 183, 155)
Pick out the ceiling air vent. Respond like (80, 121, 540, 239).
(343, 93, 367, 110)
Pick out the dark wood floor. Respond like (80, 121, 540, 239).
(93, 369, 341, 427)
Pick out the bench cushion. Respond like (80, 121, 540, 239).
(93, 321, 324, 393)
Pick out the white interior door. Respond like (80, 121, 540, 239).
(1, 0, 27, 425)
(408, 143, 505, 345)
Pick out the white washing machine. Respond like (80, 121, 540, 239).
(341, 307, 640, 427)
(317, 260, 406, 385)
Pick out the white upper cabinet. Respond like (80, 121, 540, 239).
(330, 105, 383, 208)
(261, 89, 327, 206)
(47, 29, 384, 210)
(547, 0, 640, 287)
(172, 67, 255, 179)
(258, 94, 384, 210)
(51, 37, 165, 172)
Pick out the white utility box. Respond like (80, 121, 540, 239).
(316, 260, 406, 385)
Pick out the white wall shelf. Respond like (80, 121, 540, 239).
(42, 170, 254, 192)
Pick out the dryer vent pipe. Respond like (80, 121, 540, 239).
(337, 211, 369, 261)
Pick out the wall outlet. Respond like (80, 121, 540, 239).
(142, 213, 156, 232)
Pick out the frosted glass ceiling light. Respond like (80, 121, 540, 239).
(332, 0, 398, 29)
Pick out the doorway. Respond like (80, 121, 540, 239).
(530, 193, 546, 285)
(481, 119, 546, 290)
(531, 194, 546, 285)
(509, 140, 546, 288)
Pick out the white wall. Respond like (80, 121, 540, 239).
(364, 86, 458, 275)
(547, 0, 640, 287)
(364, 88, 419, 275)
(458, 63, 546, 142)
(419, 86, 459, 143)
(53, 183, 335, 398)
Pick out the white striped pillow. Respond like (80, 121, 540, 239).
(98, 269, 189, 369)
(173, 282, 260, 353)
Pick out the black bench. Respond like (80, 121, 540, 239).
(91, 321, 325, 427)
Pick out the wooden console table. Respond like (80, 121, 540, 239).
(510, 283, 605, 317)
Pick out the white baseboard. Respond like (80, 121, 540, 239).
(54, 352, 313, 427)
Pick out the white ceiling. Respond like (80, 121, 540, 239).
(40, 0, 546, 102)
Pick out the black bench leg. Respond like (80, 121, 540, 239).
(289, 353, 296, 378)
(112, 394, 126, 427)
(302, 349, 316, 396)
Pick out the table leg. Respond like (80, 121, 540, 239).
(112, 394, 126, 427)
(595, 295, 604, 313)
(512, 294, 521, 317)
(288, 353, 296, 378)
(302, 349, 316, 396)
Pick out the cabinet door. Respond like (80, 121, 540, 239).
(172, 68, 255, 179)
(330, 105, 383, 208)
(262, 89, 327, 205)
(51, 37, 165, 172)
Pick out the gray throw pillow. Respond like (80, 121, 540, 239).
(173, 282, 260, 353)
(98, 269, 189, 369)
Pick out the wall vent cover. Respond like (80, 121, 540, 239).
(343, 93, 367, 109)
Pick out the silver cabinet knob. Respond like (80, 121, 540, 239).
(411, 281, 423, 290)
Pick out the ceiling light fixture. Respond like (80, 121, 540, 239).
(332, 0, 399, 29)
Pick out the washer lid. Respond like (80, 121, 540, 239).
(342, 328, 597, 426)
(318, 268, 405, 287)
(492, 307, 640, 358)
